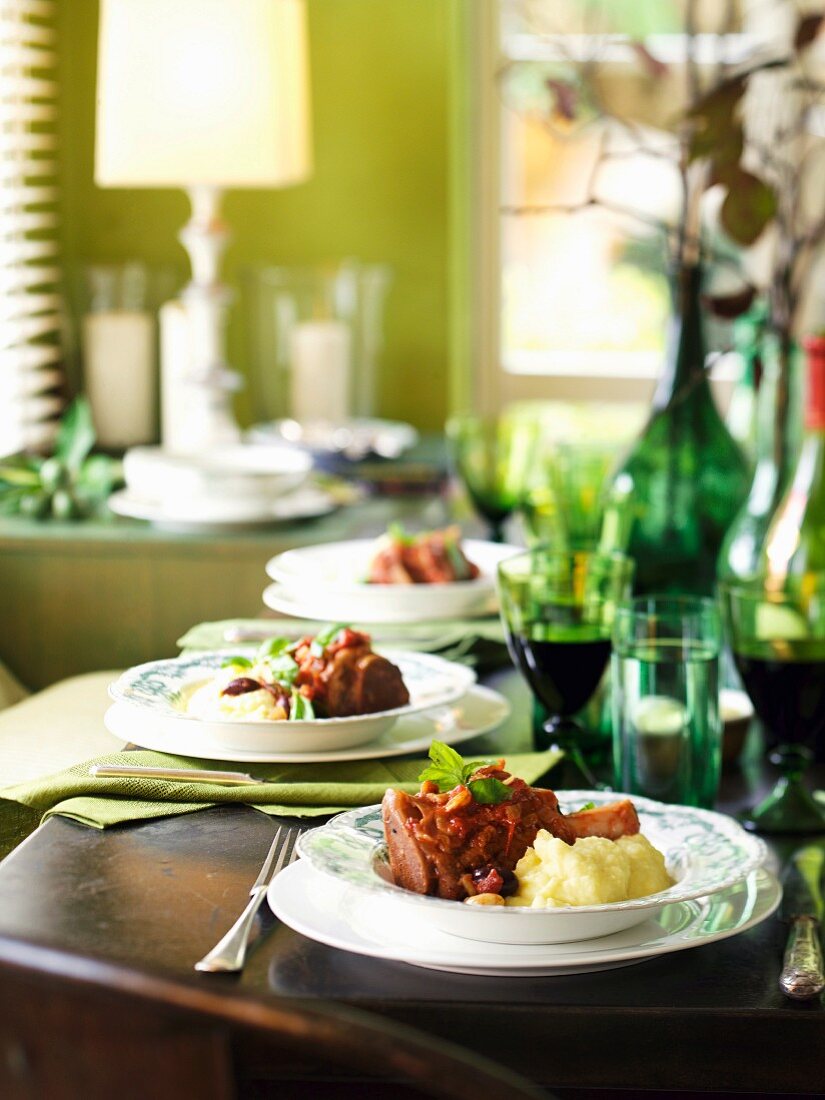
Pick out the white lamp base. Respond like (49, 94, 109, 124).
(160, 186, 243, 453)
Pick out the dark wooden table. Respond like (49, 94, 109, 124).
(0, 669, 823, 1098)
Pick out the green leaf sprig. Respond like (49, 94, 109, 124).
(418, 741, 512, 805)
(0, 397, 122, 521)
(309, 623, 349, 658)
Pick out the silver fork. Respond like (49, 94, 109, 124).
(194, 824, 300, 973)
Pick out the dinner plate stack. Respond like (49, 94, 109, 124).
(109, 444, 336, 532)
(263, 537, 521, 624)
(267, 793, 777, 977)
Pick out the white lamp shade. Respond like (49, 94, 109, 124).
(95, 0, 312, 188)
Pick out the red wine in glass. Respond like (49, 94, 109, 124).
(508, 630, 611, 735)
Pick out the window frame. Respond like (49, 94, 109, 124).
(452, 0, 738, 416)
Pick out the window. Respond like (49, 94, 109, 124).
(1, 0, 62, 458)
(466, 0, 753, 411)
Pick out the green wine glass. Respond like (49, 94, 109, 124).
(522, 441, 619, 548)
(446, 413, 537, 543)
(497, 545, 634, 785)
(720, 578, 825, 833)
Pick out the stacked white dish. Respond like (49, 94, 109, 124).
(109, 444, 335, 531)
(264, 538, 521, 624)
(268, 792, 776, 975)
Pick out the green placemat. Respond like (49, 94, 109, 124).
(177, 618, 508, 669)
(0, 746, 562, 859)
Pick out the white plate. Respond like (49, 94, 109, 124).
(263, 539, 518, 624)
(262, 583, 500, 625)
(123, 444, 311, 505)
(103, 683, 510, 763)
(268, 860, 780, 976)
(108, 649, 477, 753)
(108, 485, 336, 532)
(297, 794, 768, 945)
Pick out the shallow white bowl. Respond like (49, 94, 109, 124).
(265, 538, 520, 623)
(123, 444, 311, 506)
(297, 793, 767, 945)
(108, 649, 476, 753)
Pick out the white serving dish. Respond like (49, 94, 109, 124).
(108, 484, 335, 533)
(265, 538, 520, 623)
(103, 683, 511, 763)
(269, 861, 779, 977)
(296, 792, 767, 946)
(123, 444, 311, 506)
(108, 649, 476, 754)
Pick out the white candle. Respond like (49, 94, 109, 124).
(82, 310, 156, 448)
(289, 319, 351, 423)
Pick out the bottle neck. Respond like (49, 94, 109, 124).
(652, 264, 708, 410)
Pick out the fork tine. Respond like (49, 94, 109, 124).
(250, 825, 288, 892)
(271, 828, 300, 878)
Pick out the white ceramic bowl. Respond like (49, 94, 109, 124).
(123, 445, 311, 507)
(297, 793, 767, 945)
(265, 538, 520, 623)
(108, 649, 476, 753)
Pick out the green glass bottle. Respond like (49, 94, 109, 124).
(762, 335, 825, 578)
(718, 333, 802, 583)
(610, 263, 749, 596)
(725, 302, 768, 468)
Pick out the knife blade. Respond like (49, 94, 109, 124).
(89, 764, 267, 785)
(778, 845, 825, 1001)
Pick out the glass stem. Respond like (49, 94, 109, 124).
(544, 718, 605, 791)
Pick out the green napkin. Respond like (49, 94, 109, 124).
(0, 746, 562, 858)
(177, 618, 507, 669)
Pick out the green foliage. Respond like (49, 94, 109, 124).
(418, 741, 512, 804)
(0, 397, 122, 522)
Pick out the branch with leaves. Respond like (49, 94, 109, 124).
(0, 398, 123, 520)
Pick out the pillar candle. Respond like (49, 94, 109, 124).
(82, 310, 156, 448)
(289, 319, 351, 423)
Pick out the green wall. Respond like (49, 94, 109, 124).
(57, 0, 453, 431)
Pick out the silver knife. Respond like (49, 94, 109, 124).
(89, 764, 267, 785)
(778, 845, 825, 1001)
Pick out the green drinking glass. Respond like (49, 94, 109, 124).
(497, 545, 634, 785)
(611, 597, 722, 810)
(720, 578, 825, 833)
(446, 413, 538, 543)
(522, 441, 619, 548)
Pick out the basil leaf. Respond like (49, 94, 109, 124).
(387, 522, 415, 546)
(291, 691, 315, 720)
(576, 801, 596, 812)
(310, 622, 349, 658)
(417, 740, 466, 789)
(257, 637, 291, 660)
(221, 656, 253, 669)
(55, 397, 96, 472)
(468, 778, 513, 805)
(443, 536, 471, 581)
(265, 654, 299, 684)
(460, 758, 498, 783)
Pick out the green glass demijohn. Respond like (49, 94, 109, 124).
(610, 262, 749, 596)
(718, 332, 803, 583)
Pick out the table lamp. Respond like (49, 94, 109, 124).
(95, 0, 312, 452)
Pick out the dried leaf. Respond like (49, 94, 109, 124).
(545, 78, 578, 122)
(702, 286, 757, 319)
(630, 40, 668, 79)
(795, 13, 823, 50)
(685, 77, 745, 163)
(720, 169, 777, 246)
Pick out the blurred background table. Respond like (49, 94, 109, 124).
(0, 481, 455, 693)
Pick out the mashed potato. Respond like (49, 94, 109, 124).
(506, 830, 673, 908)
(184, 662, 286, 722)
